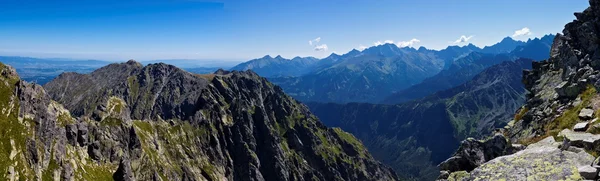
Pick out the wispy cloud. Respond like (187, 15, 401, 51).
(454, 35, 474, 44)
(358, 45, 368, 51)
(308, 37, 328, 52)
(397, 39, 421, 47)
(309, 37, 321, 46)
(512, 27, 532, 37)
(314, 44, 328, 51)
(374, 40, 394, 46)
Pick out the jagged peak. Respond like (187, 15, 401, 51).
(0, 62, 19, 82)
(214, 69, 231, 75)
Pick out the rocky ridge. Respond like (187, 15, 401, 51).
(0, 60, 398, 181)
(437, 1, 600, 180)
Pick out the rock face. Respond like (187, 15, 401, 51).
(507, 0, 600, 141)
(437, 134, 517, 173)
(467, 137, 593, 180)
(438, 0, 600, 180)
(0, 61, 398, 181)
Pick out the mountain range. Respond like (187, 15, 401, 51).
(382, 35, 554, 104)
(307, 58, 533, 180)
(235, 35, 554, 103)
(0, 60, 400, 180)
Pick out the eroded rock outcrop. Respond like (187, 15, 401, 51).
(438, 0, 600, 180)
(0, 60, 398, 181)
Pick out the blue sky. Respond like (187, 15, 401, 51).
(0, 0, 590, 62)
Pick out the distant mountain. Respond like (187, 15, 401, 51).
(28, 60, 399, 180)
(511, 34, 555, 61)
(434, 43, 482, 70)
(0, 56, 110, 85)
(229, 55, 319, 77)
(270, 44, 447, 103)
(306, 58, 533, 180)
(382, 53, 517, 104)
(382, 35, 555, 104)
(481, 37, 527, 54)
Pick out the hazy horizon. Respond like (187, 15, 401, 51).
(0, 0, 588, 61)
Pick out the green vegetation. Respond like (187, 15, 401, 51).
(107, 97, 125, 115)
(0, 63, 35, 179)
(548, 85, 596, 130)
(100, 117, 123, 127)
(520, 85, 599, 145)
(80, 164, 115, 181)
(127, 76, 140, 101)
(514, 107, 529, 122)
(57, 112, 75, 127)
(42, 157, 60, 181)
(333, 128, 367, 157)
(448, 171, 470, 181)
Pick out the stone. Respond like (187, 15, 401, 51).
(578, 165, 598, 180)
(438, 134, 509, 173)
(574, 122, 590, 131)
(113, 158, 135, 181)
(77, 122, 88, 147)
(65, 124, 78, 146)
(437, 170, 450, 180)
(580, 108, 595, 120)
(468, 139, 594, 180)
(507, 144, 526, 154)
(559, 129, 600, 150)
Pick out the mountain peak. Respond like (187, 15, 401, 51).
(274, 55, 283, 59)
(262, 55, 273, 59)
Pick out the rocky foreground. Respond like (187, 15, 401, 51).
(0, 60, 398, 180)
(437, 0, 600, 180)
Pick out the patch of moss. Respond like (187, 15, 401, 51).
(514, 107, 529, 121)
(133, 120, 153, 134)
(548, 85, 597, 131)
(332, 128, 366, 156)
(448, 171, 469, 181)
(80, 164, 115, 181)
(100, 118, 123, 127)
(42, 157, 60, 181)
(127, 76, 140, 101)
(57, 112, 75, 127)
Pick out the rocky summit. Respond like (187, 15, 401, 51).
(438, 0, 600, 180)
(0, 60, 398, 181)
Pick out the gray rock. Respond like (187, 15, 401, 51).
(559, 129, 600, 151)
(574, 122, 590, 131)
(113, 158, 136, 181)
(66, 124, 78, 146)
(469, 139, 594, 180)
(579, 108, 595, 120)
(437, 170, 450, 180)
(438, 134, 509, 173)
(578, 165, 598, 180)
(77, 122, 88, 147)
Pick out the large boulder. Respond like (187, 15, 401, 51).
(574, 122, 590, 132)
(438, 134, 510, 172)
(579, 108, 595, 120)
(559, 129, 600, 151)
(467, 136, 594, 180)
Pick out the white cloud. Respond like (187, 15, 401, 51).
(358, 45, 368, 51)
(454, 35, 474, 44)
(512, 27, 532, 37)
(396, 38, 421, 47)
(374, 40, 394, 46)
(314, 44, 328, 51)
(309, 37, 321, 45)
